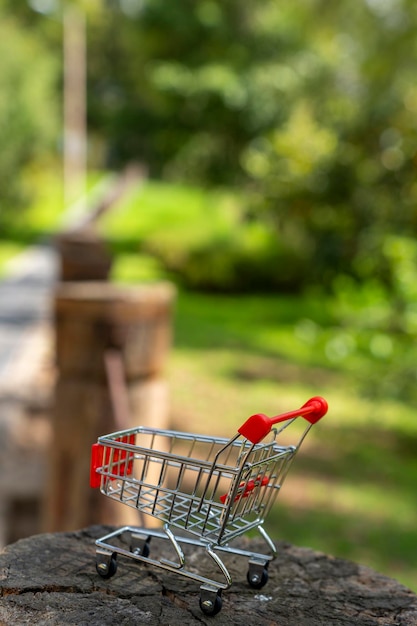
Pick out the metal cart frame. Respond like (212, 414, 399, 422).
(90, 396, 328, 616)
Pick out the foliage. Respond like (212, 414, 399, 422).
(331, 235, 417, 404)
(4, 0, 417, 292)
(0, 162, 63, 278)
(104, 179, 417, 411)
(100, 179, 304, 292)
(86, 0, 417, 291)
(242, 0, 417, 289)
(0, 9, 59, 217)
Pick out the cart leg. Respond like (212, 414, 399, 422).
(199, 585, 223, 616)
(96, 548, 118, 579)
(257, 524, 277, 558)
(159, 524, 185, 569)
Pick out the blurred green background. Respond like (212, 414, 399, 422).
(1, 0, 417, 591)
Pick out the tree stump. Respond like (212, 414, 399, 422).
(43, 282, 176, 532)
(0, 526, 416, 625)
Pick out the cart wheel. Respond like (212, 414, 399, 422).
(130, 533, 151, 558)
(247, 566, 268, 589)
(199, 592, 222, 617)
(96, 555, 117, 580)
(132, 542, 150, 558)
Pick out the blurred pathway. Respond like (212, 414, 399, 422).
(0, 243, 57, 395)
(0, 243, 57, 547)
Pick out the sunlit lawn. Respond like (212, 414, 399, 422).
(162, 291, 417, 592)
(99, 179, 240, 253)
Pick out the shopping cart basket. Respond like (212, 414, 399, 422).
(90, 395, 328, 616)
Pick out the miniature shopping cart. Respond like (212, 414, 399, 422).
(90, 396, 328, 616)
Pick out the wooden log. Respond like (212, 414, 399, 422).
(55, 227, 113, 282)
(0, 526, 416, 625)
(42, 376, 171, 532)
(54, 281, 176, 379)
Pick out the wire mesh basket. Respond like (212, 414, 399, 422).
(91, 396, 328, 616)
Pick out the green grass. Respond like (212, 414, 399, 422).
(166, 291, 417, 592)
(100, 179, 263, 291)
(99, 179, 241, 252)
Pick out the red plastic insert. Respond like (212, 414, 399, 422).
(90, 434, 135, 488)
(220, 475, 269, 504)
(90, 443, 104, 488)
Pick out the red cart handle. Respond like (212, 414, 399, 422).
(238, 396, 328, 444)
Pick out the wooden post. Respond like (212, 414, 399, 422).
(63, 5, 87, 207)
(42, 281, 176, 532)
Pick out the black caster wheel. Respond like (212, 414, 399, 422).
(130, 533, 151, 558)
(247, 566, 268, 589)
(132, 541, 150, 558)
(96, 555, 117, 579)
(199, 591, 222, 616)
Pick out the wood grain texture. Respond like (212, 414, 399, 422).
(0, 526, 416, 625)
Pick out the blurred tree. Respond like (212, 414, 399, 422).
(0, 6, 59, 218)
(6, 0, 417, 291)
(242, 0, 417, 288)
(85, 0, 417, 290)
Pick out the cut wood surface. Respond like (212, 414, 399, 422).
(0, 526, 416, 625)
(55, 228, 113, 282)
(54, 281, 176, 379)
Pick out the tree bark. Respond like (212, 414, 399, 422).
(0, 526, 416, 625)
